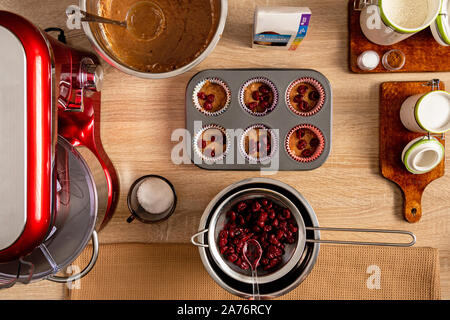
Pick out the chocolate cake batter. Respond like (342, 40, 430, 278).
(98, 0, 220, 73)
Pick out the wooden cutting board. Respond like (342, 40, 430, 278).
(380, 81, 446, 223)
(349, 0, 450, 73)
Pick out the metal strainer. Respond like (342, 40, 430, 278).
(192, 180, 416, 285)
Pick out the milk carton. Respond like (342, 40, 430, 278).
(253, 7, 312, 50)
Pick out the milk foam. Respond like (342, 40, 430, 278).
(383, 0, 428, 29)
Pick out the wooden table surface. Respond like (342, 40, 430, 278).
(1, 0, 449, 300)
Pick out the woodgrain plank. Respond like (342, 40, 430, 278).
(0, 0, 449, 300)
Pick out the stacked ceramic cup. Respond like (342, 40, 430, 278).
(431, 0, 450, 46)
(400, 90, 450, 174)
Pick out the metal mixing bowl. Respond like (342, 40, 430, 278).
(200, 188, 306, 285)
(79, 0, 228, 79)
(192, 178, 321, 299)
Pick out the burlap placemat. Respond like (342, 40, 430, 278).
(67, 243, 440, 300)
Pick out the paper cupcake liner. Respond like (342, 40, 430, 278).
(239, 77, 278, 117)
(285, 78, 326, 117)
(192, 78, 231, 117)
(239, 124, 279, 163)
(285, 124, 325, 163)
(193, 124, 231, 163)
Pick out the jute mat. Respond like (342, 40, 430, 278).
(67, 243, 440, 300)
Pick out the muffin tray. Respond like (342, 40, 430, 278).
(185, 69, 332, 171)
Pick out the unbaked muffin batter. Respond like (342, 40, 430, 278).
(197, 81, 228, 113)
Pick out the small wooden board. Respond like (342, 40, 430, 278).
(349, 0, 450, 73)
(380, 81, 446, 223)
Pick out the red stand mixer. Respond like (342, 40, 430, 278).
(0, 11, 118, 288)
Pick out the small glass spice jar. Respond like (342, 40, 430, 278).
(382, 49, 406, 71)
(357, 50, 380, 71)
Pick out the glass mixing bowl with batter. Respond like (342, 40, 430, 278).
(80, 0, 227, 78)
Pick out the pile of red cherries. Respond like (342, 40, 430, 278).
(218, 197, 298, 272)
(296, 128, 320, 158)
(197, 92, 216, 111)
(247, 84, 272, 112)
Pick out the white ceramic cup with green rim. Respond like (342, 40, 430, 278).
(359, 0, 442, 45)
(401, 136, 445, 174)
(431, 0, 450, 46)
(400, 90, 450, 134)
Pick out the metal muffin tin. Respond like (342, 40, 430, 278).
(185, 69, 332, 171)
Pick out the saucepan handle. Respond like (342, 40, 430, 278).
(305, 227, 416, 247)
(191, 229, 209, 248)
(47, 231, 99, 283)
